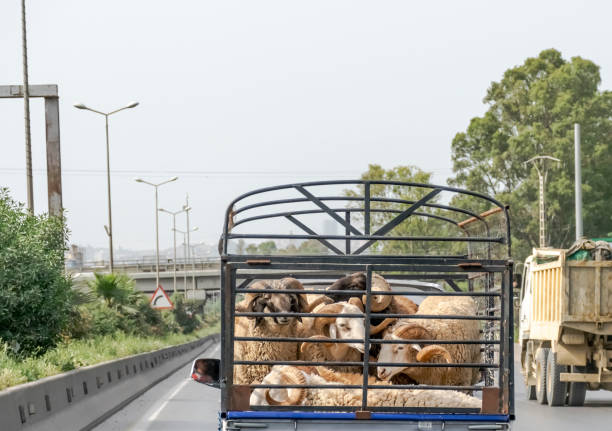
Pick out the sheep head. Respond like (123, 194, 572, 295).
(326, 272, 392, 312)
(235, 278, 308, 328)
(377, 322, 452, 381)
(307, 302, 365, 357)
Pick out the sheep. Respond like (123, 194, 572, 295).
(250, 365, 481, 409)
(233, 278, 309, 385)
(376, 295, 481, 387)
(324, 272, 418, 357)
(298, 299, 366, 373)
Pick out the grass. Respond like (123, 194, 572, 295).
(0, 321, 220, 392)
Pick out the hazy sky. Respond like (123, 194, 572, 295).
(1, 1, 611, 252)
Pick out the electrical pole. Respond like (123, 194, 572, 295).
(525, 155, 561, 248)
(21, 0, 34, 214)
(575, 124, 583, 240)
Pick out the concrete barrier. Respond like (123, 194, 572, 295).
(0, 333, 220, 431)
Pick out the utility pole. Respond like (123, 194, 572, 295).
(525, 155, 561, 248)
(21, 0, 33, 213)
(575, 124, 583, 241)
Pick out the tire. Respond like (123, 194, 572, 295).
(546, 351, 568, 406)
(567, 366, 587, 406)
(535, 348, 548, 404)
(526, 382, 537, 400)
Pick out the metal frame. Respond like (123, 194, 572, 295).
(218, 180, 513, 418)
(0, 85, 62, 216)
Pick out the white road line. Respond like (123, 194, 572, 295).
(147, 343, 220, 422)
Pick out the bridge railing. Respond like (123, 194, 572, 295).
(66, 257, 220, 273)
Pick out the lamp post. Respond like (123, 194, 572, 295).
(159, 206, 190, 294)
(525, 155, 561, 248)
(183, 195, 196, 292)
(173, 226, 198, 294)
(134, 177, 178, 288)
(75, 101, 139, 272)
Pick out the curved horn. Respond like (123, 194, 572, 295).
(370, 317, 397, 335)
(348, 297, 364, 312)
(416, 345, 453, 364)
(394, 323, 433, 340)
(265, 367, 307, 406)
(362, 273, 392, 312)
(312, 303, 345, 335)
(306, 295, 333, 312)
(315, 366, 353, 384)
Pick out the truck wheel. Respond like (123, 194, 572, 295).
(546, 351, 567, 406)
(535, 348, 548, 404)
(567, 366, 587, 406)
(526, 382, 537, 400)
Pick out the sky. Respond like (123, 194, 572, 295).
(1, 1, 611, 254)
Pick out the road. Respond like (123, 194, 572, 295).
(93, 341, 612, 430)
(92, 343, 220, 431)
(512, 345, 612, 430)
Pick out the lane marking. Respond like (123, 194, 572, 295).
(147, 343, 220, 422)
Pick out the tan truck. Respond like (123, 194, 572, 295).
(518, 240, 612, 406)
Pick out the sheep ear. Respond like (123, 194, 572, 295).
(297, 294, 309, 314)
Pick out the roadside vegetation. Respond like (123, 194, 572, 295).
(0, 188, 220, 391)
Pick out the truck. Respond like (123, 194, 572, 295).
(518, 239, 612, 406)
(197, 180, 515, 430)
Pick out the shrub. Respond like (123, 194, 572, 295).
(0, 189, 73, 355)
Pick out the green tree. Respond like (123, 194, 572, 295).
(450, 49, 612, 261)
(0, 189, 73, 355)
(88, 272, 135, 307)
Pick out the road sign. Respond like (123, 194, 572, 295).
(150, 285, 174, 309)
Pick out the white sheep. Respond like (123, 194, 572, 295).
(250, 365, 481, 409)
(377, 295, 481, 387)
(233, 278, 309, 385)
(299, 299, 366, 373)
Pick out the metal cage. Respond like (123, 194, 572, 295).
(218, 180, 513, 419)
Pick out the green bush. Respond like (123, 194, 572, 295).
(0, 189, 73, 355)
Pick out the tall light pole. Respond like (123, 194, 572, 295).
(173, 226, 198, 294)
(135, 177, 178, 288)
(159, 206, 190, 294)
(525, 155, 561, 248)
(183, 195, 196, 292)
(75, 101, 139, 272)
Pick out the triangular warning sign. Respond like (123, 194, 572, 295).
(150, 285, 174, 309)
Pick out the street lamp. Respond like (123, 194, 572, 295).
(159, 206, 190, 293)
(173, 226, 198, 294)
(525, 155, 561, 248)
(134, 176, 178, 288)
(75, 101, 139, 272)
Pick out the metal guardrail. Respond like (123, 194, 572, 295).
(0, 334, 220, 431)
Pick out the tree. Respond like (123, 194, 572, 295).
(450, 49, 612, 261)
(0, 189, 73, 355)
(87, 272, 135, 307)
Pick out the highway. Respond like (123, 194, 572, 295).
(92, 342, 612, 430)
(92, 343, 220, 431)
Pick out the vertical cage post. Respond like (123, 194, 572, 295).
(345, 211, 351, 255)
(361, 267, 373, 410)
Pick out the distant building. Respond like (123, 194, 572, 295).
(65, 244, 83, 269)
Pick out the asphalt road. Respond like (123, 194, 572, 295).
(92, 343, 220, 431)
(93, 342, 612, 430)
(512, 345, 612, 430)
